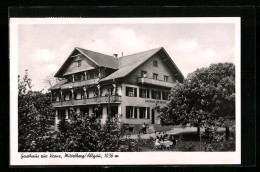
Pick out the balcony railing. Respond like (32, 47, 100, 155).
(52, 95, 122, 107)
(138, 77, 176, 88)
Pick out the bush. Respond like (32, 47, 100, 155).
(202, 125, 235, 151)
(30, 109, 143, 152)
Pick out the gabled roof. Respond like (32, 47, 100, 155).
(49, 79, 67, 90)
(54, 47, 118, 77)
(100, 47, 162, 82)
(76, 47, 118, 69)
(51, 47, 184, 90)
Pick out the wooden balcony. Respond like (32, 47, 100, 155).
(52, 95, 122, 107)
(138, 77, 176, 88)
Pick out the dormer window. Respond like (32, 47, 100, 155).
(77, 60, 82, 67)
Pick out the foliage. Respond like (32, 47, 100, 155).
(18, 71, 143, 152)
(32, 109, 143, 152)
(43, 72, 63, 88)
(202, 125, 235, 151)
(54, 109, 143, 152)
(18, 70, 54, 152)
(157, 63, 235, 151)
(159, 63, 235, 128)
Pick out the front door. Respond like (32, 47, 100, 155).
(152, 109, 155, 124)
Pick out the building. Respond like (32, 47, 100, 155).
(50, 47, 184, 131)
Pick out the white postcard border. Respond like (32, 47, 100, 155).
(10, 17, 241, 165)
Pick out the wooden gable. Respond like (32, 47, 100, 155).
(55, 48, 98, 77)
(63, 54, 95, 76)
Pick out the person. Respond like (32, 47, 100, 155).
(164, 131, 169, 140)
(154, 137, 161, 149)
(142, 122, 147, 134)
(171, 135, 177, 147)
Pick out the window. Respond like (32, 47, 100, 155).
(77, 60, 82, 67)
(139, 88, 150, 98)
(153, 60, 158, 67)
(151, 90, 157, 99)
(162, 92, 170, 100)
(93, 107, 102, 118)
(87, 70, 98, 79)
(126, 87, 137, 97)
(108, 88, 113, 95)
(139, 107, 150, 119)
(58, 109, 65, 120)
(93, 71, 98, 78)
(139, 88, 146, 98)
(152, 90, 161, 99)
(141, 70, 147, 77)
(67, 75, 73, 82)
(153, 73, 158, 80)
(164, 75, 169, 82)
(109, 106, 118, 118)
(157, 91, 161, 99)
(126, 106, 137, 119)
(68, 109, 71, 119)
(93, 89, 98, 97)
(80, 107, 89, 118)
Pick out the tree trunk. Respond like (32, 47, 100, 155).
(197, 126, 200, 139)
(225, 127, 230, 140)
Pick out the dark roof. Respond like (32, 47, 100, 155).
(76, 47, 118, 69)
(54, 47, 118, 77)
(49, 79, 67, 90)
(100, 47, 162, 82)
(51, 47, 184, 90)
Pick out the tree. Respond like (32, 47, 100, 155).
(18, 70, 143, 152)
(159, 63, 235, 150)
(18, 70, 54, 151)
(43, 72, 62, 88)
(35, 109, 142, 152)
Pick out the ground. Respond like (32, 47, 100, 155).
(128, 126, 226, 139)
(48, 124, 232, 152)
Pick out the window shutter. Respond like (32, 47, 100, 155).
(147, 107, 150, 119)
(126, 87, 129, 96)
(139, 108, 143, 119)
(134, 88, 137, 97)
(147, 89, 150, 98)
(134, 107, 137, 118)
(68, 109, 70, 119)
(139, 88, 142, 97)
(126, 106, 130, 118)
(158, 91, 161, 99)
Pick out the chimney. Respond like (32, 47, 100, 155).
(113, 54, 118, 58)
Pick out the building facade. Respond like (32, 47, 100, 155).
(50, 47, 184, 131)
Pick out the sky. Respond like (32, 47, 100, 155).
(18, 23, 235, 91)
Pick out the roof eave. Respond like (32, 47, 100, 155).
(161, 47, 184, 81)
(54, 47, 79, 78)
(75, 47, 100, 67)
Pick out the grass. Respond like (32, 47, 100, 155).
(139, 130, 235, 152)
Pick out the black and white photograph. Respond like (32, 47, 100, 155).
(10, 17, 241, 165)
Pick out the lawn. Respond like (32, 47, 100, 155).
(139, 130, 235, 152)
